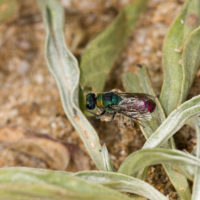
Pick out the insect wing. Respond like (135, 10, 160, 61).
(116, 92, 155, 100)
(111, 97, 152, 121)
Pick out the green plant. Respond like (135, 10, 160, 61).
(1, 0, 200, 199)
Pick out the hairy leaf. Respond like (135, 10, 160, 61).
(38, 0, 112, 170)
(0, 167, 132, 200)
(163, 164, 191, 200)
(118, 148, 200, 176)
(160, 0, 200, 115)
(80, 0, 148, 92)
(181, 27, 200, 103)
(122, 65, 191, 199)
(143, 95, 200, 148)
(192, 118, 200, 200)
(76, 171, 168, 200)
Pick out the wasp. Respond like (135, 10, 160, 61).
(86, 92, 156, 124)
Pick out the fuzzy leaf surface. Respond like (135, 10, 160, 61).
(80, 0, 148, 92)
(75, 171, 168, 200)
(38, 0, 111, 170)
(160, 0, 200, 115)
(118, 148, 200, 176)
(181, 27, 200, 102)
(143, 95, 200, 148)
(122, 65, 191, 199)
(0, 167, 132, 200)
(192, 118, 200, 200)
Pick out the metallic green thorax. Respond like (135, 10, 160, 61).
(96, 92, 122, 111)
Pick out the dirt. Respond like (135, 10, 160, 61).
(0, 0, 199, 199)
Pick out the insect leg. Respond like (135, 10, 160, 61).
(120, 112, 145, 127)
(110, 112, 116, 121)
(118, 114, 125, 128)
(96, 110, 106, 119)
(87, 110, 106, 119)
(131, 118, 145, 127)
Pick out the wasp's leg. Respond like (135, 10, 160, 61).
(126, 118, 134, 128)
(120, 112, 145, 127)
(131, 118, 145, 127)
(96, 110, 106, 119)
(130, 119, 135, 128)
(87, 110, 106, 118)
(118, 114, 126, 128)
(87, 111, 98, 117)
(110, 112, 116, 121)
(124, 115, 144, 127)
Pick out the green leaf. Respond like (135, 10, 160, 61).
(118, 148, 200, 176)
(160, 0, 200, 115)
(38, 0, 112, 170)
(163, 164, 191, 200)
(181, 27, 200, 103)
(80, 0, 148, 92)
(0, 0, 17, 23)
(0, 167, 132, 200)
(143, 95, 200, 149)
(75, 171, 168, 200)
(122, 65, 191, 199)
(192, 118, 200, 200)
(171, 163, 194, 181)
(102, 144, 115, 171)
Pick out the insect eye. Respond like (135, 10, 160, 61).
(86, 93, 96, 110)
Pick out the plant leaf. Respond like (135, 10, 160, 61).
(0, 167, 132, 200)
(75, 171, 168, 200)
(80, 0, 148, 92)
(118, 148, 200, 176)
(102, 144, 114, 171)
(192, 118, 200, 200)
(160, 0, 200, 115)
(143, 95, 200, 148)
(122, 65, 191, 199)
(163, 164, 191, 200)
(171, 163, 194, 181)
(181, 27, 200, 103)
(37, 0, 112, 170)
